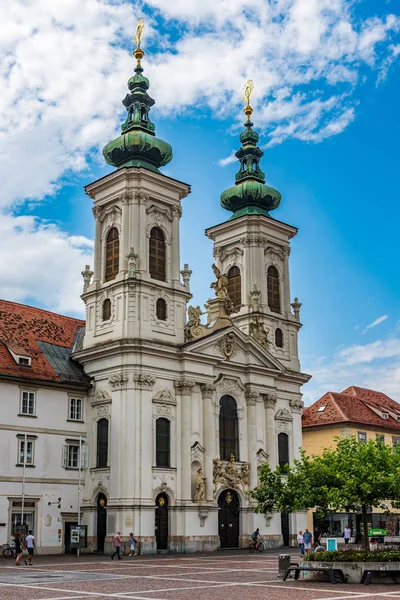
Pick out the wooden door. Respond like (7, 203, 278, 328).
(218, 489, 239, 548)
(155, 493, 169, 550)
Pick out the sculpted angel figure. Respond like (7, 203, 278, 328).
(187, 305, 203, 328)
(210, 264, 228, 298)
(241, 462, 250, 487)
(194, 468, 206, 503)
(213, 458, 224, 492)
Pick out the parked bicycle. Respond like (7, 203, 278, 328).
(249, 536, 265, 553)
(2, 543, 16, 559)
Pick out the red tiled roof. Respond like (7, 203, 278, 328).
(303, 387, 400, 432)
(0, 299, 85, 384)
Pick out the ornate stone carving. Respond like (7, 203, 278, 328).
(245, 386, 258, 406)
(96, 404, 111, 418)
(194, 467, 206, 503)
(275, 408, 293, 421)
(127, 247, 138, 278)
(154, 404, 174, 419)
(185, 305, 204, 339)
(134, 191, 149, 204)
(250, 285, 261, 312)
(174, 379, 195, 394)
(210, 264, 228, 298)
(212, 455, 250, 492)
(276, 420, 291, 433)
(250, 319, 269, 350)
(264, 512, 273, 527)
(256, 448, 269, 466)
(180, 263, 192, 292)
(265, 245, 286, 262)
(216, 376, 244, 398)
(108, 371, 128, 389)
(200, 383, 216, 399)
(216, 332, 237, 361)
(198, 506, 209, 527)
(191, 441, 205, 464)
(291, 297, 302, 320)
(289, 398, 304, 413)
(171, 204, 183, 218)
(81, 265, 93, 293)
(92, 389, 112, 405)
(263, 394, 277, 410)
(153, 481, 174, 503)
(133, 372, 156, 389)
(153, 389, 176, 405)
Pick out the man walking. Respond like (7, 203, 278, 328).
(111, 531, 122, 560)
(128, 532, 138, 556)
(303, 528, 312, 555)
(24, 530, 35, 565)
(344, 524, 352, 550)
(297, 530, 305, 557)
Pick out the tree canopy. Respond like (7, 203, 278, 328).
(250, 436, 400, 550)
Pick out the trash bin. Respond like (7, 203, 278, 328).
(279, 554, 291, 577)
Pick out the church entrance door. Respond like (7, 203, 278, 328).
(218, 489, 239, 548)
(97, 494, 107, 552)
(155, 493, 169, 550)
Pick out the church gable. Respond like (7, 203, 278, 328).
(183, 327, 284, 372)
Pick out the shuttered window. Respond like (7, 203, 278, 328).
(105, 228, 119, 282)
(149, 227, 166, 281)
(227, 266, 241, 309)
(267, 265, 280, 313)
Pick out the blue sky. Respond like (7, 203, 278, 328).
(1, 0, 399, 404)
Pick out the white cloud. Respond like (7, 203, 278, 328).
(362, 314, 388, 334)
(0, 213, 92, 315)
(218, 151, 237, 167)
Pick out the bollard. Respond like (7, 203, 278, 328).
(278, 553, 291, 578)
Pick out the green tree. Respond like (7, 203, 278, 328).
(250, 437, 400, 551)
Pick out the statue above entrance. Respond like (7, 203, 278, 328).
(213, 455, 250, 494)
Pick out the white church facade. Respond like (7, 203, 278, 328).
(0, 38, 310, 554)
(74, 42, 310, 553)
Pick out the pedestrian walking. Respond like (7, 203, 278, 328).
(128, 532, 138, 556)
(313, 526, 321, 548)
(14, 532, 23, 566)
(297, 530, 305, 557)
(111, 531, 122, 560)
(344, 524, 352, 550)
(303, 528, 312, 554)
(24, 530, 35, 565)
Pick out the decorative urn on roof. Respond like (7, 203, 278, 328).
(220, 80, 281, 219)
(102, 19, 172, 173)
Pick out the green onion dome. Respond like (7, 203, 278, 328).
(220, 108, 281, 219)
(103, 48, 172, 173)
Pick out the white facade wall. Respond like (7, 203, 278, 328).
(0, 379, 87, 554)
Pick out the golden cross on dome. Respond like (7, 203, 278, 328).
(243, 79, 254, 120)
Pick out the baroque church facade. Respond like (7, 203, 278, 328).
(73, 41, 311, 553)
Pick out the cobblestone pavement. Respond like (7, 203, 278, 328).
(1, 551, 400, 600)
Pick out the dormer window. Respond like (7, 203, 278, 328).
(382, 413, 389, 420)
(6, 345, 31, 367)
(18, 357, 30, 366)
(397, 416, 400, 423)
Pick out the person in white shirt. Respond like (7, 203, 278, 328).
(297, 531, 305, 557)
(344, 525, 352, 550)
(24, 530, 35, 565)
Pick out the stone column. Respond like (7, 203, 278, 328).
(201, 383, 216, 502)
(133, 372, 156, 502)
(263, 393, 277, 470)
(175, 379, 195, 502)
(171, 205, 182, 284)
(137, 192, 148, 274)
(107, 371, 129, 502)
(245, 386, 258, 491)
(92, 206, 102, 283)
(290, 398, 303, 461)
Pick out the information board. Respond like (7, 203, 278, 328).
(326, 538, 338, 552)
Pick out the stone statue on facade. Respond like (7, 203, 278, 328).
(127, 247, 139, 278)
(180, 263, 192, 292)
(213, 458, 224, 493)
(250, 285, 261, 312)
(187, 305, 203, 328)
(210, 264, 228, 298)
(241, 462, 250, 486)
(81, 265, 93, 293)
(250, 320, 269, 350)
(213, 455, 250, 492)
(291, 297, 302, 320)
(194, 468, 206, 503)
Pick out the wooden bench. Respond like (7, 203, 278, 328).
(361, 569, 400, 585)
(283, 566, 348, 584)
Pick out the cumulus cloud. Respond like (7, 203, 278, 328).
(362, 314, 388, 334)
(0, 214, 92, 315)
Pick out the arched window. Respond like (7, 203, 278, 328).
(275, 328, 283, 348)
(267, 265, 280, 313)
(219, 395, 239, 461)
(227, 266, 241, 310)
(156, 418, 170, 467)
(149, 227, 166, 281)
(102, 299, 111, 321)
(156, 298, 167, 321)
(105, 228, 119, 282)
(96, 418, 109, 468)
(278, 432, 289, 470)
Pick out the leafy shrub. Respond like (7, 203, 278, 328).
(306, 549, 400, 563)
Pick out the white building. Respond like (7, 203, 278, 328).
(73, 44, 311, 554)
(0, 301, 89, 554)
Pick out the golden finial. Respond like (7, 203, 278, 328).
(243, 79, 254, 120)
(134, 18, 145, 65)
